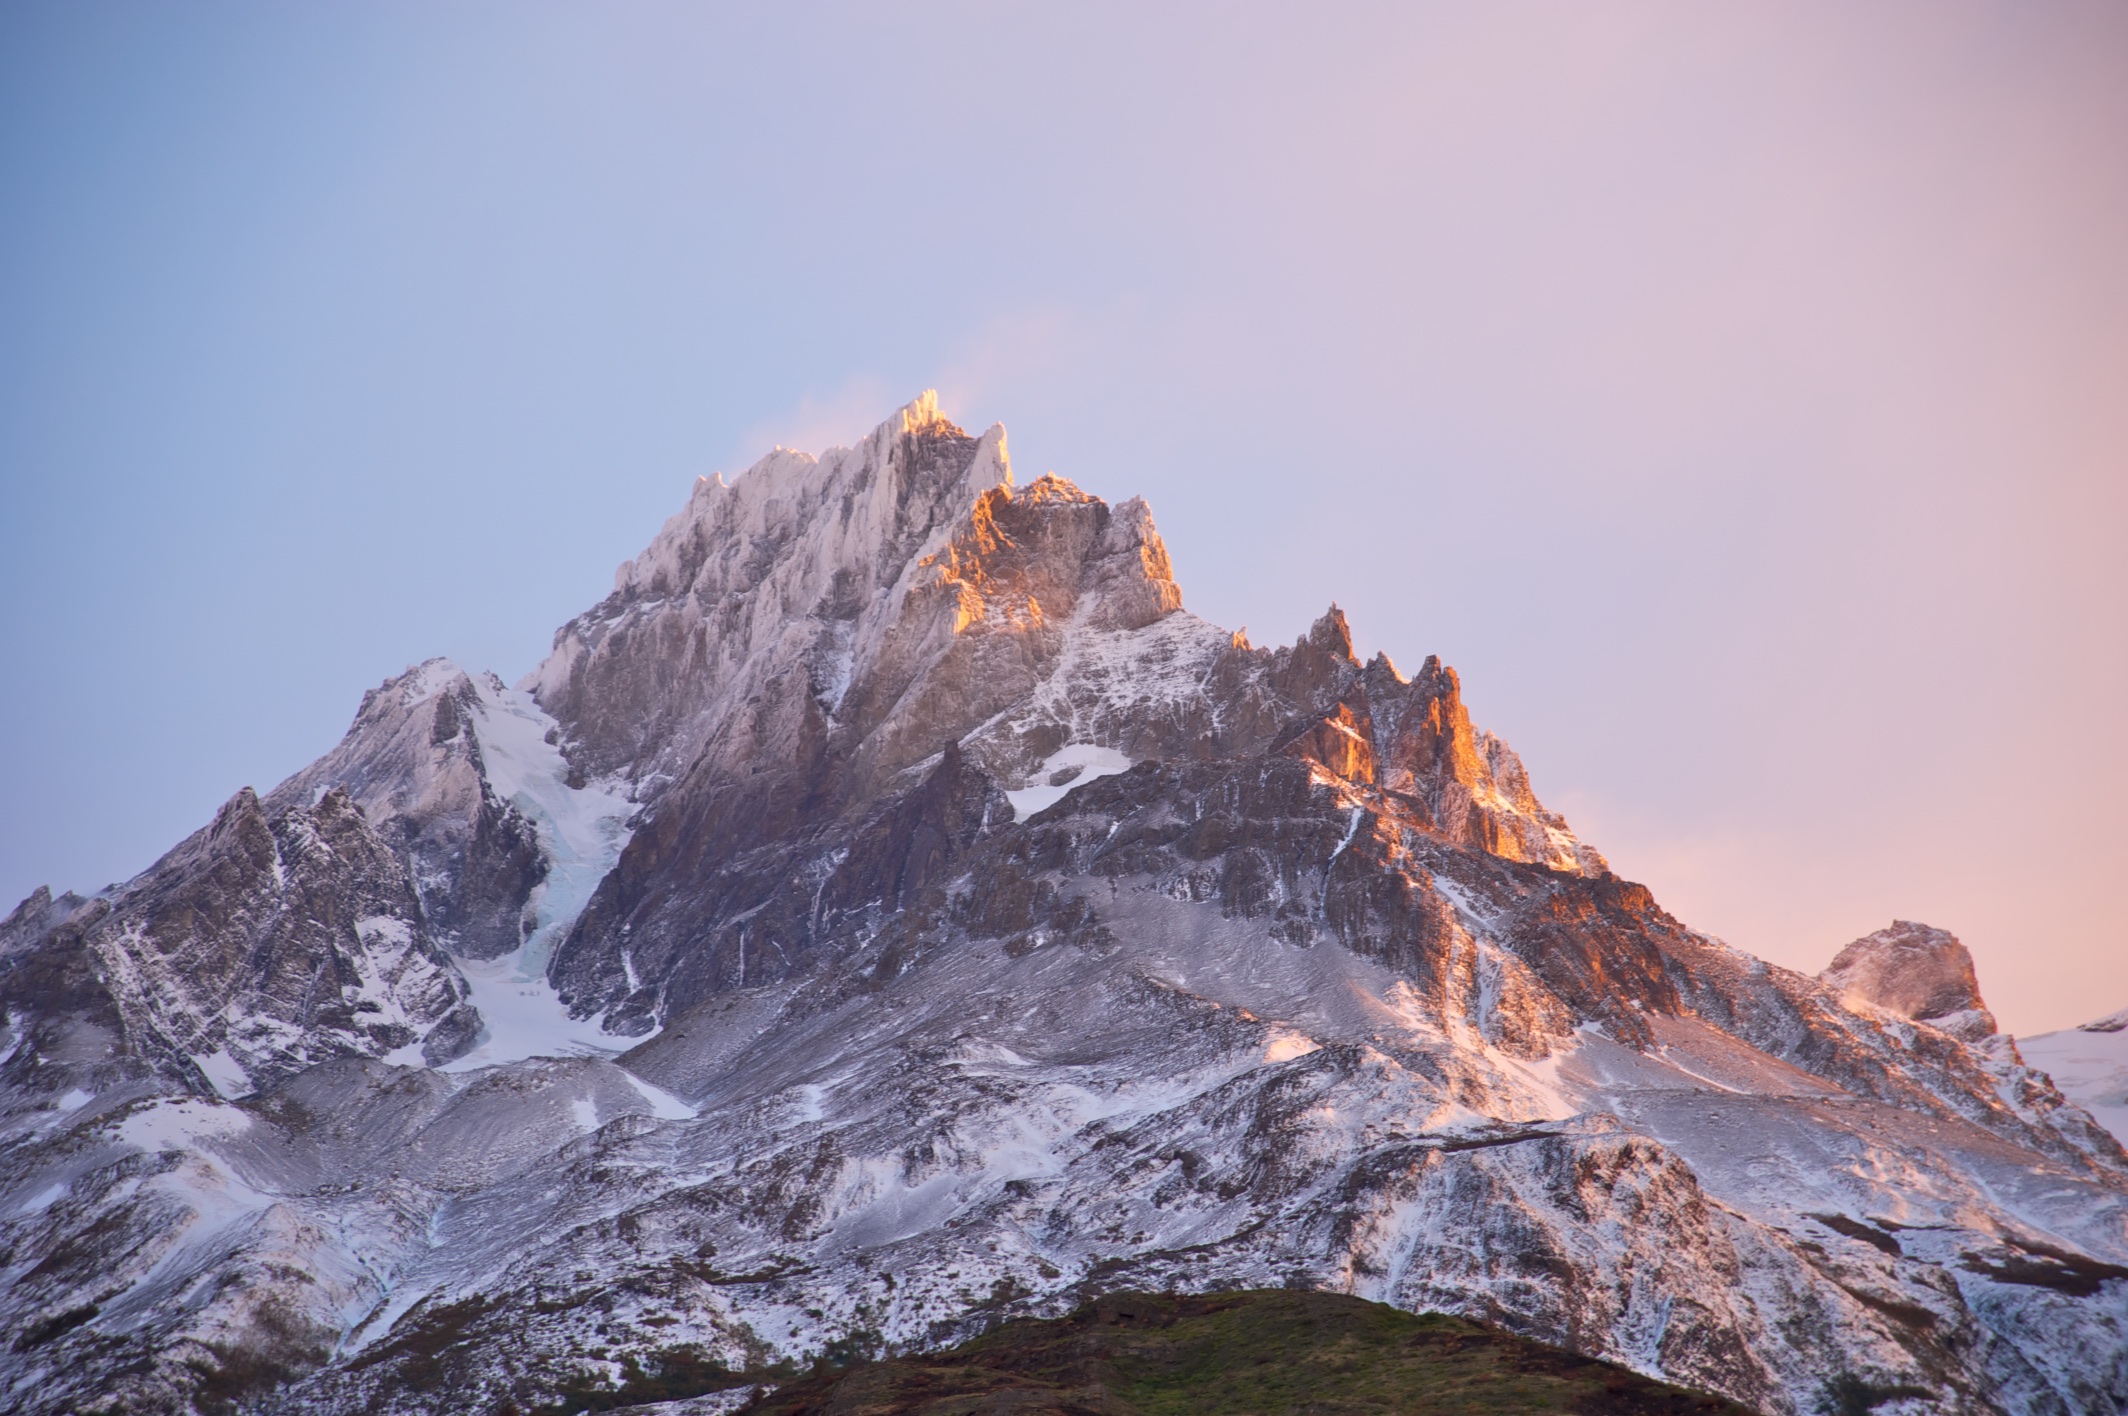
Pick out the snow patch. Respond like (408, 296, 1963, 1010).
(442, 955, 635, 1072)
(438, 675, 641, 1071)
(1006, 744, 1133, 821)
(354, 916, 411, 948)
(1263, 1029, 1320, 1064)
(192, 1048, 251, 1099)
(15, 1181, 67, 1215)
(116, 1098, 253, 1150)
(623, 1070, 698, 1121)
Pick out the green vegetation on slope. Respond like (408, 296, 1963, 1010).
(739, 1289, 1757, 1415)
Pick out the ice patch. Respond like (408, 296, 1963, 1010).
(1328, 806, 1365, 863)
(441, 955, 634, 1073)
(1006, 744, 1133, 821)
(572, 1097, 600, 1132)
(57, 1088, 95, 1112)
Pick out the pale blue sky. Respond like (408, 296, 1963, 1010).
(4, 3, 2124, 1032)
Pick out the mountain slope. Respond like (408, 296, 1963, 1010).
(2, 396, 2124, 1416)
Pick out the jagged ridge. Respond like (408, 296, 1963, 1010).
(1, 396, 2124, 1416)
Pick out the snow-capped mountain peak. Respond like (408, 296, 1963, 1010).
(3, 396, 2125, 1416)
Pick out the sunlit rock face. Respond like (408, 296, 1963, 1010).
(1822, 920, 1998, 1042)
(2, 397, 2126, 1416)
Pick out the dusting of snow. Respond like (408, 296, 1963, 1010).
(115, 1097, 253, 1150)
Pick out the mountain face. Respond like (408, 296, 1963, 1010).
(3, 395, 2125, 1416)
(2023, 1010, 2128, 1168)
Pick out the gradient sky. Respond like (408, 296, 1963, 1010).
(4, 3, 2124, 1035)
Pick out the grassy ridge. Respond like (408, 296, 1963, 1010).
(740, 1289, 1757, 1415)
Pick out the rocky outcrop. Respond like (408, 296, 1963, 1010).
(525, 393, 1018, 795)
(239, 732, 2128, 1416)
(1822, 920, 1998, 1042)
(269, 662, 547, 960)
(83, 784, 478, 1094)
(1275, 634, 1610, 876)
(0, 887, 139, 1127)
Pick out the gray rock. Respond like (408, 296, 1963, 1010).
(1822, 919, 1998, 1041)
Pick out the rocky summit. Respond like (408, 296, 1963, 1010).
(2, 395, 2125, 1416)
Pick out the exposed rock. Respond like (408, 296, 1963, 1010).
(526, 393, 1018, 796)
(1822, 920, 1998, 1042)
(543, 455, 1608, 1034)
(82, 784, 477, 1095)
(270, 663, 547, 960)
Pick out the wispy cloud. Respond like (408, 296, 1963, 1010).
(727, 373, 899, 468)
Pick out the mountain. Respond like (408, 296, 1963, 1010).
(2022, 1010, 2128, 1160)
(2, 394, 2124, 1416)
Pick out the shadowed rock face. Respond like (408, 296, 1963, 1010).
(270, 665, 547, 960)
(1821, 920, 1998, 1042)
(2, 397, 2125, 1416)
(80, 784, 480, 1094)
